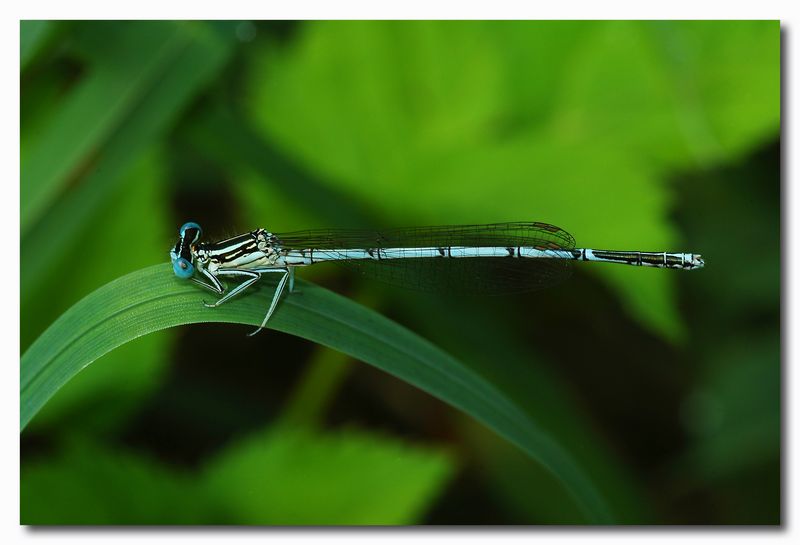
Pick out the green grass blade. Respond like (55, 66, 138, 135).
(20, 264, 613, 523)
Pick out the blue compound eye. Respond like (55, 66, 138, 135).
(179, 222, 202, 242)
(172, 257, 195, 279)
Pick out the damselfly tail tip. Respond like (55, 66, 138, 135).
(690, 254, 704, 269)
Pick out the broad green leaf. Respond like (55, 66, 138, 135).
(21, 264, 613, 523)
(21, 439, 216, 524)
(204, 427, 455, 524)
(246, 20, 779, 340)
(557, 21, 780, 169)
(20, 21, 238, 303)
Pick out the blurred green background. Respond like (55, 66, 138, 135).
(20, 20, 780, 524)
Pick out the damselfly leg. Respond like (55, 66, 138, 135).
(247, 269, 290, 337)
(196, 268, 292, 335)
(191, 268, 224, 295)
(202, 269, 262, 308)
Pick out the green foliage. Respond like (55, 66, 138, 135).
(205, 427, 455, 524)
(22, 428, 454, 525)
(21, 440, 214, 525)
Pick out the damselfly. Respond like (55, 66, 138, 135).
(170, 221, 704, 335)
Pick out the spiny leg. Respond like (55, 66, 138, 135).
(192, 268, 225, 295)
(248, 270, 290, 337)
(203, 269, 261, 308)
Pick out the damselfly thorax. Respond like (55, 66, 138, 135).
(194, 229, 284, 274)
(170, 221, 704, 336)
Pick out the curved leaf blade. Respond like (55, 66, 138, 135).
(21, 264, 613, 523)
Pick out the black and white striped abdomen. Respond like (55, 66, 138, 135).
(571, 249, 704, 270)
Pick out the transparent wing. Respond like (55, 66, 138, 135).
(275, 222, 575, 295)
(276, 221, 575, 250)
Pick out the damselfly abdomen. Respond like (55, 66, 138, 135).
(170, 221, 704, 335)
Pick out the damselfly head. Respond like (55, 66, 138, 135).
(170, 221, 203, 279)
